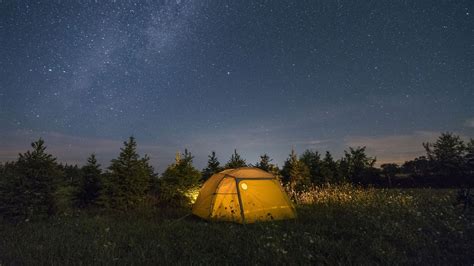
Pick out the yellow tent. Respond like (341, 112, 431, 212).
(192, 167, 296, 223)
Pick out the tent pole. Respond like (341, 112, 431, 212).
(235, 178, 246, 224)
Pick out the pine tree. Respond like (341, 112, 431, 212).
(225, 149, 247, 169)
(281, 149, 311, 190)
(300, 150, 323, 184)
(160, 149, 201, 206)
(202, 151, 222, 181)
(255, 154, 272, 172)
(100, 137, 152, 209)
(75, 154, 102, 208)
(3, 139, 62, 218)
(320, 151, 340, 184)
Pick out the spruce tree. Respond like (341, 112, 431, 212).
(5, 139, 62, 218)
(225, 149, 247, 169)
(75, 154, 102, 208)
(100, 137, 152, 209)
(300, 150, 323, 184)
(202, 151, 222, 181)
(160, 149, 201, 206)
(320, 151, 340, 184)
(255, 154, 282, 180)
(255, 154, 272, 172)
(281, 149, 311, 190)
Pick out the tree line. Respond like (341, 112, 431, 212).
(0, 132, 473, 220)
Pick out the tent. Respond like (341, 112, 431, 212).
(192, 167, 296, 223)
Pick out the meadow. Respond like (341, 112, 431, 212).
(1, 186, 472, 265)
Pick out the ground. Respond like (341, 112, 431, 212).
(0, 188, 473, 265)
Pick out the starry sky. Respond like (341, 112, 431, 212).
(1, 0, 473, 171)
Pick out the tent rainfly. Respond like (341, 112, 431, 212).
(192, 167, 296, 223)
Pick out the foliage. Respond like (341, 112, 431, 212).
(255, 154, 281, 180)
(300, 150, 324, 184)
(423, 132, 466, 179)
(0, 139, 62, 219)
(75, 154, 102, 208)
(320, 151, 341, 184)
(158, 149, 201, 207)
(224, 149, 247, 169)
(281, 149, 311, 191)
(380, 163, 400, 188)
(254, 153, 272, 172)
(201, 151, 222, 181)
(99, 137, 153, 210)
(339, 147, 376, 185)
(59, 164, 82, 187)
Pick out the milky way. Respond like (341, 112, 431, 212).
(1, 0, 473, 170)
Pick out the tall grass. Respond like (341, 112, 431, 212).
(1, 186, 472, 265)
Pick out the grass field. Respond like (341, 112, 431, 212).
(1, 187, 473, 265)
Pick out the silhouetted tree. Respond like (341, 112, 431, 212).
(320, 151, 340, 184)
(202, 151, 222, 181)
(59, 164, 82, 187)
(423, 132, 465, 185)
(159, 149, 201, 206)
(300, 150, 324, 184)
(381, 163, 400, 187)
(255, 154, 281, 179)
(99, 137, 152, 209)
(0, 139, 62, 219)
(281, 149, 311, 190)
(75, 154, 102, 208)
(402, 156, 430, 177)
(339, 147, 376, 185)
(255, 154, 272, 172)
(225, 149, 247, 169)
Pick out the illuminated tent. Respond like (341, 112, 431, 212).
(192, 167, 296, 223)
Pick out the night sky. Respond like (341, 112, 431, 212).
(1, 0, 473, 171)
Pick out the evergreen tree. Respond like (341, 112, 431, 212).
(75, 154, 102, 208)
(423, 132, 465, 182)
(160, 149, 201, 206)
(320, 151, 340, 184)
(300, 150, 323, 184)
(1, 139, 62, 218)
(100, 137, 152, 209)
(255, 154, 273, 172)
(202, 151, 222, 181)
(59, 163, 82, 187)
(225, 149, 247, 169)
(281, 149, 311, 190)
(255, 154, 282, 179)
